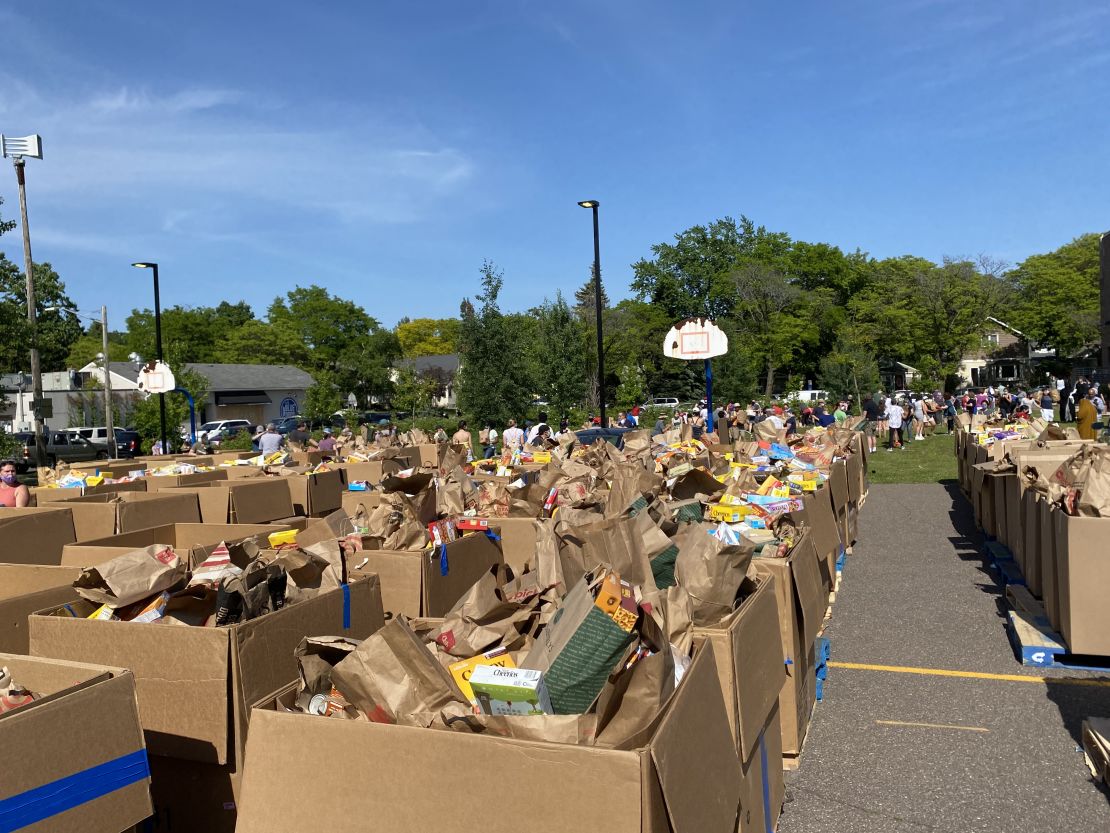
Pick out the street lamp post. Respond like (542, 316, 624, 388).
(131, 263, 167, 454)
(577, 199, 605, 428)
(2, 134, 46, 466)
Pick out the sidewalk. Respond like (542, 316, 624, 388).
(779, 483, 1110, 832)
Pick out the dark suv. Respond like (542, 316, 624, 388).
(13, 430, 103, 471)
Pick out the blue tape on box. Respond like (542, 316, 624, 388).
(0, 748, 149, 832)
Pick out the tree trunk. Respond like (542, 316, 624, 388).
(764, 361, 776, 398)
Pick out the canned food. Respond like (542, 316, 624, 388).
(308, 693, 347, 717)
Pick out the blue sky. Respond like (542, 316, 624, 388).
(0, 0, 1107, 330)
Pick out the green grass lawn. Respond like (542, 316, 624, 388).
(865, 430, 957, 484)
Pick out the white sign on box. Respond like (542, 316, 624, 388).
(663, 318, 728, 360)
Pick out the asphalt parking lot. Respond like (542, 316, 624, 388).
(779, 483, 1110, 833)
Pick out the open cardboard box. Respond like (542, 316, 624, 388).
(159, 478, 294, 524)
(0, 506, 79, 565)
(1053, 512, 1110, 656)
(0, 653, 152, 833)
(1039, 499, 1061, 629)
(280, 467, 343, 517)
(41, 490, 203, 541)
(59, 522, 293, 568)
(0, 564, 83, 653)
(348, 531, 503, 618)
(692, 574, 786, 833)
(29, 575, 386, 766)
(752, 529, 825, 756)
(143, 469, 229, 491)
(794, 489, 841, 591)
(235, 643, 741, 833)
(33, 479, 147, 504)
(341, 489, 381, 520)
(471, 516, 539, 573)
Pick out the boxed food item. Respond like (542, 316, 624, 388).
(469, 665, 552, 716)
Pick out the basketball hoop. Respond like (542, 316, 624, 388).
(663, 319, 728, 360)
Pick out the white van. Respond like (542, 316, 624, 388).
(786, 390, 829, 404)
(643, 397, 681, 410)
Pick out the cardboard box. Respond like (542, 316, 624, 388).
(30, 575, 386, 766)
(341, 489, 381, 521)
(1039, 500, 1060, 629)
(473, 516, 539, 574)
(143, 470, 229, 491)
(348, 531, 503, 618)
(692, 575, 786, 761)
(1053, 513, 1110, 656)
(752, 532, 825, 756)
(59, 522, 293, 568)
(1021, 490, 1042, 594)
(992, 470, 1014, 548)
(337, 461, 384, 485)
(0, 653, 152, 833)
(235, 644, 742, 833)
(0, 564, 83, 653)
(737, 703, 785, 833)
(0, 506, 79, 565)
(161, 478, 295, 524)
(799, 490, 842, 590)
(50, 490, 203, 541)
(33, 480, 147, 504)
(283, 468, 343, 517)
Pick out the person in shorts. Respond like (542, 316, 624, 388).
(861, 394, 881, 452)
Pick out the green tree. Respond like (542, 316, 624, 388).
(730, 263, 815, 396)
(818, 337, 880, 410)
(303, 371, 343, 420)
(129, 367, 209, 452)
(457, 260, 534, 424)
(0, 259, 83, 372)
(213, 319, 311, 366)
(631, 216, 792, 320)
(392, 365, 439, 419)
(65, 322, 131, 370)
(396, 317, 461, 358)
(1007, 234, 1101, 356)
(533, 293, 586, 416)
(268, 285, 400, 405)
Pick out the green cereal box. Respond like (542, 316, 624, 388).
(469, 666, 553, 716)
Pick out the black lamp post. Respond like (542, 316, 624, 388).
(131, 262, 167, 454)
(577, 200, 605, 427)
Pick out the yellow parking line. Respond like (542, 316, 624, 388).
(828, 661, 1110, 687)
(876, 720, 989, 733)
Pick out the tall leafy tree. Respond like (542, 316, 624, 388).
(268, 285, 400, 405)
(0, 258, 83, 372)
(65, 322, 131, 370)
(214, 319, 311, 366)
(533, 293, 587, 416)
(457, 260, 534, 424)
(396, 317, 461, 358)
(1006, 233, 1100, 356)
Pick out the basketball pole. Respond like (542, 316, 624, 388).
(705, 358, 714, 434)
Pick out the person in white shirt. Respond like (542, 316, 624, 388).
(526, 412, 549, 445)
(502, 419, 524, 452)
(885, 397, 905, 451)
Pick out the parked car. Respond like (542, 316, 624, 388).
(574, 427, 631, 449)
(273, 416, 304, 434)
(67, 426, 144, 459)
(13, 430, 103, 471)
(114, 429, 142, 458)
(785, 389, 829, 404)
(194, 419, 254, 441)
(641, 397, 681, 410)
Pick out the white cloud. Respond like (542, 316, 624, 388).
(0, 78, 478, 235)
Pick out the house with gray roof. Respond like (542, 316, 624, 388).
(77, 361, 315, 428)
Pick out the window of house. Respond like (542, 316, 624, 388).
(986, 333, 999, 345)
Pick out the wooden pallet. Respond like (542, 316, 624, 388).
(1006, 610, 1110, 671)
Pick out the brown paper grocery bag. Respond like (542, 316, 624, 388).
(673, 524, 753, 625)
(331, 616, 468, 724)
(73, 545, 190, 608)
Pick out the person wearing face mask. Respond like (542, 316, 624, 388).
(0, 461, 29, 507)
